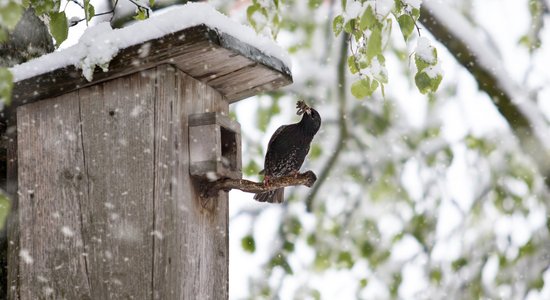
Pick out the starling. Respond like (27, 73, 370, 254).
(254, 101, 322, 203)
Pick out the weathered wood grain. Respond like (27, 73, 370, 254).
(3, 25, 293, 128)
(11, 65, 231, 299)
(16, 91, 92, 299)
(151, 65, 229, 299)
(78, 70, 155, 299)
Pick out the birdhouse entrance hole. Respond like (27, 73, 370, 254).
(221, 126, 237, 171)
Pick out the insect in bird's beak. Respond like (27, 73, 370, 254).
(296, 100, 311, 115)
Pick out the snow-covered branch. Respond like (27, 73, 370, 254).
(420, 0, 550, 187)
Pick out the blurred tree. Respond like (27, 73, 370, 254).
(233, 0, 550, 299)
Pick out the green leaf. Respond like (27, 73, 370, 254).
(308, 0, 322, 9)
(360, 240, 374, 258)
(244, 160, 260, 176)
(351, 78, 378, 99)
(241, 235, 256, 253)
(337, 251, 354, 268)
(247, 3, 266, 32)
(286, 217, 302, 235)
(411, 8, 420, 19)
(333, 15, 344, 36)
(0, 2, 23, 29)
(134, 9, 148, 21)
(415, 70, 442, 94)
(370, 79, 379, 93)
(49, 11, 68, 47)
(283, 241, 295, 252)
(351, 78, 369, 99)
(518, 239, 536, 259)
(0, 68, 13, 106)
(309, 144, 322, 159)
(397, 14, 415, 40)
(0, 28, 7, 43)
(85, 3, 95, 22)
(389, 273, 402, 297)
(394, 0, 404, 12)
(0, 193, 10, 230)
(430, 268, 442, 284)
(343, 19, 355, 34)
(452, 257, 468, 271)
(270, 253, 293, 274)
(149, 0, 155, 7)
(310, 289, 321, 300)
(360, 5, 376, 31)
(306, 233, 317, 246)
(347, 55, 359, 74)
(314, 251, 331, 271)
(0, 196, 8, 223)
(366, 27, 382, 61)
(529, 275, 544, 291)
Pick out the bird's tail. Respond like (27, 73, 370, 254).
(254, 188, 284, 203)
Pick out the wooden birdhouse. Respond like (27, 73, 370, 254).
(0, 5, 291, 300)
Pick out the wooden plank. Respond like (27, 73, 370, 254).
(5, 135, 18, 300)
(181, 68, 229, 299)
(208, 63, 290, 101)
(4, 25, 293, 127)
(16, 91, 92, 299)
(78, 70, 155, 299)
(152, 65, 229, 299)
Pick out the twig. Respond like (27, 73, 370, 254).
(70, 0, 84, 9)
(70, 0, 119, 27)
(127, 0, 151, 17)
(201, 171, 317, 198)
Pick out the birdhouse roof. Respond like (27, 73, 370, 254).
(7, 3, 292, 113)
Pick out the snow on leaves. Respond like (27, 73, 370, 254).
(331, 0, 442, 98)
(414, 37, 443, 94)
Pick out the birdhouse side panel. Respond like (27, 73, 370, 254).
(152, 65, 229, 300)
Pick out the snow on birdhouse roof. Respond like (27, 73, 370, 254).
(6, 3, 292, 119)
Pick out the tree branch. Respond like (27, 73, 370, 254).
(201, 171, 317, 199)
(305, 33, 349, 212)
(420, 1, 550, 188)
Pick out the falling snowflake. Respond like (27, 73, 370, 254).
(150, 230, 164, 240)
(61, 226, 75, 237)
(19, 249, 34, 264)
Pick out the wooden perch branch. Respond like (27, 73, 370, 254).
(201, 171, 317, 198)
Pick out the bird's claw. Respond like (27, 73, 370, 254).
(263, 175, 271, 188)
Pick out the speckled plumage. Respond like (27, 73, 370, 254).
(254, 103, 321, 203)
